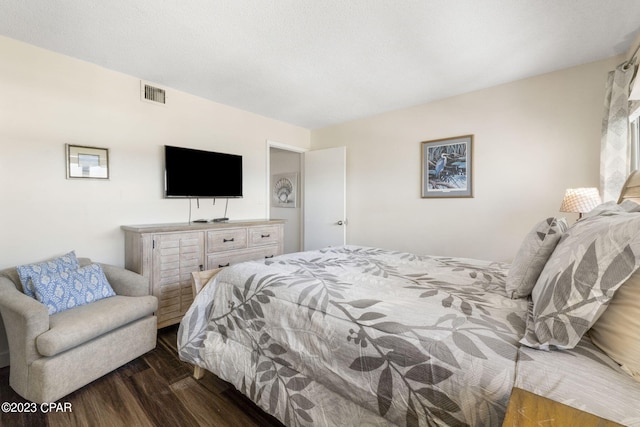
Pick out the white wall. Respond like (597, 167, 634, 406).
(311, 57, 620, 262)
(0, 36, 310, 367)
(0, 36, 310, 269)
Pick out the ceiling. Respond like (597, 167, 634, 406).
(1, 1, 640, 129)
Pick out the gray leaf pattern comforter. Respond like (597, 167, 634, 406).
(178, 246, 530, 426)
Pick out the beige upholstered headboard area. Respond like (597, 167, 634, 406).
(618, 170, 640, 204)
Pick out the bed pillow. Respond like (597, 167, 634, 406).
(590, 269, 640, 382)
(32, 263, 116, 315)
(582, 200, 640, 219)
(506, 217, 568, 299)
(16, 251, 79, 298)
(520, 212, 640, 350)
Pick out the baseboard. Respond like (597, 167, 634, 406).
(0, 350, 9, 368)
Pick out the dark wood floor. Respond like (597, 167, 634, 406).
(0, 325, 284, 427)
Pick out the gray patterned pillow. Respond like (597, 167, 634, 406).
(581, 200, 640, 219)
(520, 212, 640, 350)
(506, 217, 568, 299)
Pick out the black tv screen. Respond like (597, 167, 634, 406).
(164, 145, 243, 198)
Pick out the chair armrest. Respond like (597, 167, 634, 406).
(0, 277, 49, 366)
(99, 263, 150, 297)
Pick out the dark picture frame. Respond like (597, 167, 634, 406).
(66, 144, 110, 179)
(421, 135, 473, 198)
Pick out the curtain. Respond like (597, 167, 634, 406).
(600, 63, 634, 202)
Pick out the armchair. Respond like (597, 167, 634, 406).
(0, 257, 157, 403)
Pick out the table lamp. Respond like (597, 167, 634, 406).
(559, 188, 602, 219)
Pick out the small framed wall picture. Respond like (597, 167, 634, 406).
(272, 173, 298, 208)
(421, 135, 473, 198)
(66, 144, 110, 180)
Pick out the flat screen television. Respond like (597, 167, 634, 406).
(164, 145, 243, 198)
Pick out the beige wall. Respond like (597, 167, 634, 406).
(311, 56, 620, 261)
(0, 36, 310, 269)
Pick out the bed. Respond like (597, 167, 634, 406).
(178, 174, 640, 426)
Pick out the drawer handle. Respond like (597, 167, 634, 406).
(261, 234, 270, 238)
(265, 255, 274, 259)
(223, 238, 234, 243)
(218, 263, 230, 268)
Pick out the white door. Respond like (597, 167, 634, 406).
(303, 147, 346, 250)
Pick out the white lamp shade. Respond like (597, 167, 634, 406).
(560, 188, 602, 214)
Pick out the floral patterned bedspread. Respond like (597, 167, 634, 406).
(178, 246, 530, 426)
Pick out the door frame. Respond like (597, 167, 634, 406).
(266, 140, 308, 251)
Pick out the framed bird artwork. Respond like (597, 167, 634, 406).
(421, 135, 473, 198)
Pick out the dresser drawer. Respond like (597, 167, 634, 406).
(259, 246, 281, 261)
(207, 228, 247, 252)
(249, 226, 281, 247)
(207, 247, 279, 268)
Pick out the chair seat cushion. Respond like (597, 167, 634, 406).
(36, 295, 157, 357)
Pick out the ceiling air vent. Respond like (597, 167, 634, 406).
(140, 81, 166, 105)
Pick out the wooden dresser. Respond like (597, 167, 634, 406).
(122, 219, 284, 328)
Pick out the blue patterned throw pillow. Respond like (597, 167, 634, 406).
(31, 263, 116, 315)
(16, 251, 79, 298)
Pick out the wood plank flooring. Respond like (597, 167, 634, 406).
(0, 325, 284, 427)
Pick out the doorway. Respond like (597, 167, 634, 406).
(267, 141, 347, 254)
(268, 144, 304, 253)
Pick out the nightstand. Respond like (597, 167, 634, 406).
(502, 387, 624, 427)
